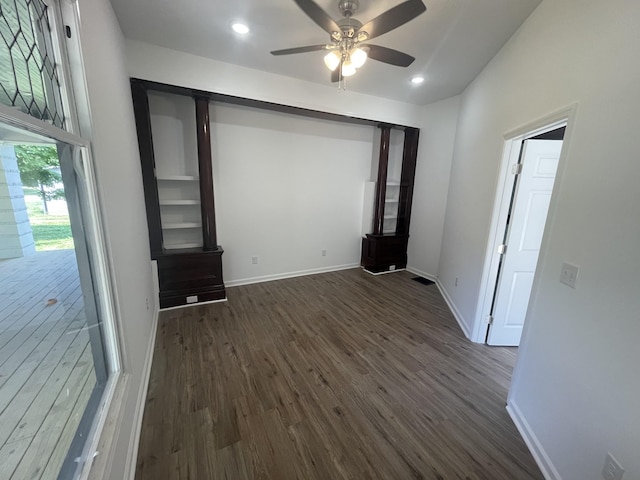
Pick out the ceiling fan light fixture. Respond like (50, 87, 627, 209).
(270, 0, 427, 88)
(356, 31, 369, 42)
(323, 51, 341, 71)
(350, 47, 367, 68)
(341, 60, 356, 77)
(231, 23, 250, 35)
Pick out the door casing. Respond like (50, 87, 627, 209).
(486, 138, 562, 345)
(472, 105, 577, 344)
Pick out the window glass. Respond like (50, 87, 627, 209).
(0, 0, 66, 129)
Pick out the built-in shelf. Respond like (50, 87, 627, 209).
(159, 199, 201, 206)
(162, 222, 202, 230)
(156, 175, 199, 181)
(385, 199, 398, 203)
(387, 181, 401, 186)
(165, 242, 203, 250)
(384, 215, 397, 220)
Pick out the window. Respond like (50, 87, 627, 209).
(0, 1, 120, 478)
(0, 0, 65, 128)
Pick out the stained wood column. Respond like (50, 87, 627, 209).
(396, 127, 419, 235)
(131, 80, 164, 258)
(194, 95, 218, 250)
(373, 125, 391, 235)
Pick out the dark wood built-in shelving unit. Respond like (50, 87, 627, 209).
(361, 126, 420, 273)
(132, 78, 420, 298)
(131, 79, 225, 308)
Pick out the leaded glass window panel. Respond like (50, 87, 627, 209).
(0, 0, 65, 129)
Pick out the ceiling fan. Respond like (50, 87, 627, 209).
(270, 0, 427, 83)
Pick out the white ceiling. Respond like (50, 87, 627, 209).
(109, 0, 541, 106)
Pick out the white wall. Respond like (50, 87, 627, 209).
(210, 103, 374, 284)
(407, 96, 460, 279)
(148, 92, 198, 177)
(74, 0, 156, 478)
(124, 40, 422, 128)
(437, 0, 640, 478)
(124, 40, 454, 283)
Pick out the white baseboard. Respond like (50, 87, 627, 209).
(362, 267, 406, 276)
(225, 263, 360, 287)
(405, 266, 438, 283)
(506, 401, 562, 480)
(160, 297, 228, 312)
(123, 304, 160, 480)
(434, 278, 472, 339)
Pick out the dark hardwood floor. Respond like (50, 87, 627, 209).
(136, 269, 543, 480)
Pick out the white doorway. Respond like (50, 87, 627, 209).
(474, 112, 572, 346)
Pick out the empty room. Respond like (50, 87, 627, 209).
(0, 0, 637, 479)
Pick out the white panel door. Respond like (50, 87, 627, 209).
(487, 139, 562, 346)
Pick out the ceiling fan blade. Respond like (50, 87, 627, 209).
(294, 0, 341, 35)
(359, 0, 426, 41)
(271, 45, 328, 56)
(365, 44, 415, 67)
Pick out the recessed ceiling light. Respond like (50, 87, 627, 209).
(232, 23, 250, 35)
(411, 76, 425, 85)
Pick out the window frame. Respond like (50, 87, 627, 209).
(1, 0, 124, 477)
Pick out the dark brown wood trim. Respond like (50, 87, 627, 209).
(130, 79, 164, 258)
(194, 95, 218, 250)
(129, 78, 416, 130)
(373, 126, 391, 235)
(396, 127, 420, 235)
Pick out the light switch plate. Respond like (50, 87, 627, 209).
(560, 262, 579, 288)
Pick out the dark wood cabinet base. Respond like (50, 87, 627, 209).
(157, 247, 226, 309)
(361, 234, 409, 274)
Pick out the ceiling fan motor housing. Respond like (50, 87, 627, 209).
(338, 0, 359, 18)
(337, 17, 363, 39)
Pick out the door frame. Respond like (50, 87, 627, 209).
(471, 105, 578, 344)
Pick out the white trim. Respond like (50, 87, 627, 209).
(60, 0, 128, 373)
(85, 374, 130, 480)
(76, 147, 121, 374)
(506, 401, 562, 480)
(225, 263, 360, 287)
(122, 304, 160, 480)
(472, 104, 578, 344)
(435, 278, 472, 339)
(160, 297, 228, 312)
(58, 0, 97, 142)
(0, 104, 87, 146)
(405, 266, 438, 283)
(503, 105, 576, 141)
(48, 0, 81, 135)
(362, 267, 406, 276)
(86, 303, 159, 479)
(77, 371, 122, 479)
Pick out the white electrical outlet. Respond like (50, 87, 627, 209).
(186, 295, 198, 304)
(321, 249, 327, 257)
(602, 452, 624, 480)
(389, 265, 396, 271)
(560, 262, 579, 288)
(251, 256, 258, 265)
